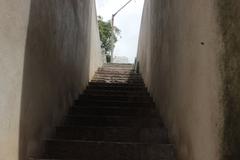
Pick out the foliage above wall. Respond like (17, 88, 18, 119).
(97, 16, 121, 56)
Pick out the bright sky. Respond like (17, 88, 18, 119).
(96, 0, 145, 63)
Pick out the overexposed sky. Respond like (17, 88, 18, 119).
(96, 0, 145, 63)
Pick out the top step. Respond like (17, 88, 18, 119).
(103, 63, 134, 67)
(100, 64, 135, 72)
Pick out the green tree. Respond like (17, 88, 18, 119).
(98, 16, 120, 56)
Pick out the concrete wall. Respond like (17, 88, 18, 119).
(137, 0, 224, 159)
(218, 1, 240, 159)
(0, 0, 102, 160)
(19, 0, 103, 159)
(89, 1, 105, 79)
(0, 0, 31, 159)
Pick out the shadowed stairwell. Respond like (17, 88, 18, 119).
(30, 63, 176, 160)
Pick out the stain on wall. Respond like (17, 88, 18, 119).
(217, 0, 240, 159)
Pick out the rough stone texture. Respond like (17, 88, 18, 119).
(137, 0, 224, 160)
(0, 0, 31, 159)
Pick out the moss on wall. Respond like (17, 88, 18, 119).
(218, 0, 240, 159)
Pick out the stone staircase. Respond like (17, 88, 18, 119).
(31, 63, 176, 160)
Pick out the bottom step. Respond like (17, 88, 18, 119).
(55, 126, 169, 144)
(41, 140, 175, 160)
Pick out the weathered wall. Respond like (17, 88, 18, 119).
(137, 0, 224, 159)
(218, 1, 240, 159)
(0, 0, 103, 160)
(89, 1, 105, 79)
(18, 0, 103, 159)
(0, 0, 31, 159)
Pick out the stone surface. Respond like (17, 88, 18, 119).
(55, 126, 169, 143)
(43, 140, 175, 160)
(32, 64, 176, 160)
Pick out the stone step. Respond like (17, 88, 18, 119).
(84, 89, 148, 95)
(54, 126, 169, 144)
(82, 94, 150, 100)
(101, 66, 133, 68)
(91, 80, 144, 85)
(29, 64, 176, 160)
(63, 115, 163, 127)
(96, 71, 138, 75)
(103, 63, 133, 67)
(91, 77, 144, 84)
(86, 85, 147, 91)
(91, 80, 144, 84)
(77, 95, 153, 103)
(97, 69, 135, 73)
(95, 71, 138, 74)
(100, 65, 133, 68)
(68, 106, 157, 117)
(74, 99, 155, 108)
(42, 140, 175, 160)
(92, 77, 143, 81)
(89, 81, 144, 85)
(102, 67, 133, 69)
(88, 82, 145, 88)
(94, 73, 141, 77)
(81, 92, 151, 99)
(97, 69, 134, 72)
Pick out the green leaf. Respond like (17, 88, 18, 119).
(98, 16, 121, 54)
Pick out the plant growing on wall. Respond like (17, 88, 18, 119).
(98, 16, 120, 62)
